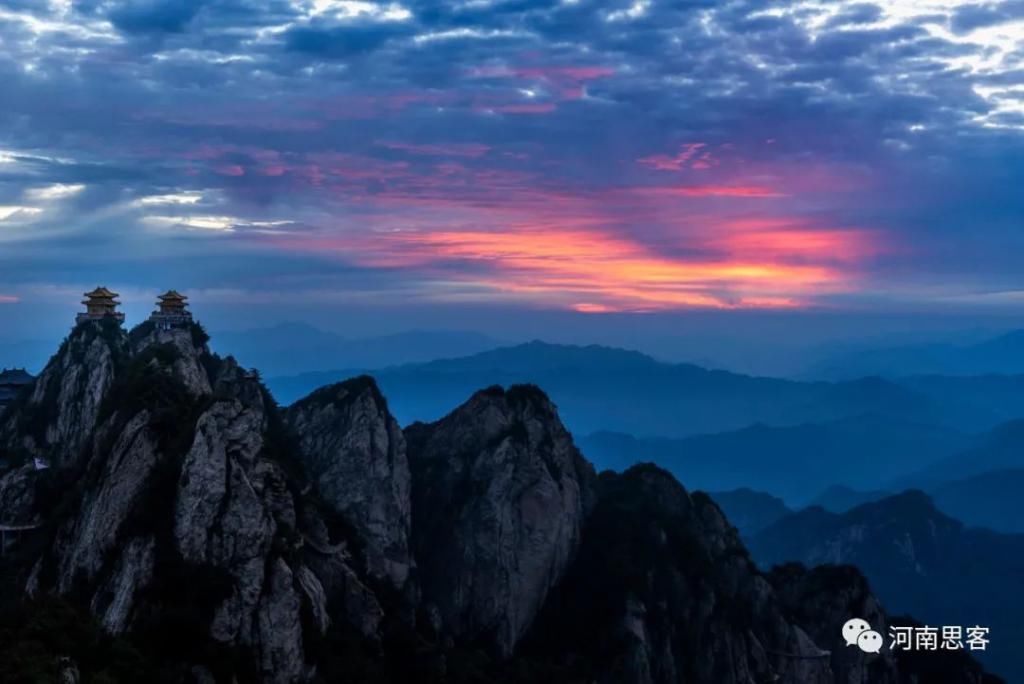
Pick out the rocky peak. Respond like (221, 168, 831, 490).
(515, 463, 830, 684)
(2, 321, 381, 682)
(768, 563, 994, 684)
(128, 321, 214, 397)
(0, 330, 1002, 683)
(406, 384, 596, 658)
(285, 376, 413, 591)
(749, 489, 963, 570)
(1, 319, 129, 468)
(516, 464, 993, 684)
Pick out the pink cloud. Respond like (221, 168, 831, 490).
(257, 159, 879, 313)
(479, 102, 558, 115)
(0, 295, 19, 304)
(216, 164, 246, 176)
(637, 143, 712, 172)
(470, 65, 616, 82)
(377, 141, 491, 158)
(638, 185, 785, 198)
(270, 225, 851, 313)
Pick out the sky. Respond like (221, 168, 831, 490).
(1, 0, 1023, 357)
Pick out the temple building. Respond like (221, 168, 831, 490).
(76, 287, 126, 325)
(150, 290, 193, 330)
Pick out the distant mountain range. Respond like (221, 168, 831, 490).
(931, 470, 1024, 534)
(806, 484, 893, 512)
(577, 415, 976, 503)
(266, 341, 1024, 439)
(0, 368, 33, 410)
(748, 491, 1024, 682)
(4, 319, 993, 683)
(209, 323, 503, 376)
(807, 329, 1024, 379)
(792, 470, 1024, 535)
(705, 488, 792, 537)
(907, 418, 1024, 485)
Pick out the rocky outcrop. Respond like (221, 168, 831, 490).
(0, 320, 127, 467)
(517, 464, 833, 684)
(0, 463, 41, 524)
(285, 377, 413, 590)
(768, 563, 994, 684)
(10, 322, 379, 683)
(129, 324, 213, 397)
(406, 384, 596, 658)
(750, 491, 1021, 682)
(0, 325, 1001, 684)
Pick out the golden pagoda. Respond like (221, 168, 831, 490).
(150, 289, 193, 330)
(76, 286, 125, 325)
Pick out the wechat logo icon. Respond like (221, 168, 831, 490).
(843, 618, 884, 654)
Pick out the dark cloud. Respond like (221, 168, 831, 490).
(284, 21, 418, 58)
(108, 0, 208, 34)
(950, 1, 1024, 34)
(0, 0, 1022, 327)
(825, 3, 884, 28)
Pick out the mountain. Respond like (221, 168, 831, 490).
(576, 414, 974, 503)
(807, 330, 1024, 379)
(931, 469, 1024, 534)
(404, 384, 596, 659)
(210, 323, 501, 376)
(749, 491, 1024, 681)
(706, 488, 792, 537)
(0, 367, 33, 411)
(897, 375, 1024, 432)
(267, 341, 1021, 438)
(0, 319, 997, 682)
(807, 485, 892, 513)
(908, 418, 1024, 486)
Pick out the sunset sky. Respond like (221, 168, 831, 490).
(1, 0, 1023, 349)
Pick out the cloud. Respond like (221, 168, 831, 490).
(950, 1, 1024, 34)
(267, 221, 868, 312)
(107, 0, 207, 34)
(25, 184, 85, 201)
(376, 141, 491, 157)
(637, 185, 785, 198)
(825, 3, 884, 28)
(284, 22, 412, 57)
(0, 0, 1021, 324)
(0, 206, 42, 221)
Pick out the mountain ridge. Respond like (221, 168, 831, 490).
(749, 491, 1024, 682)
(267, 341, 1024, 441)
(0, 322, 1003, 683)
(806, 329, 1024, 379)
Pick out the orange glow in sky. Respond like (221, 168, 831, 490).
(281, 221, 874, 312)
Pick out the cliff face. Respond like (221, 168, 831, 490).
(0, 323, 1002, 683)
(0, 321, 128, 525)
(1, 320, 127, 467)
(405, 385, 596, 659)
(285, 377, 413, 591)
(2, 321, 381, 683)
(750, 491, 1023, 683)
(518, 465, 832, 684)
(0, 368, 33, 411)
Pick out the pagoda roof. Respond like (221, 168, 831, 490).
(84, 286, 120, 299)
(157, 290, 188, 302)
